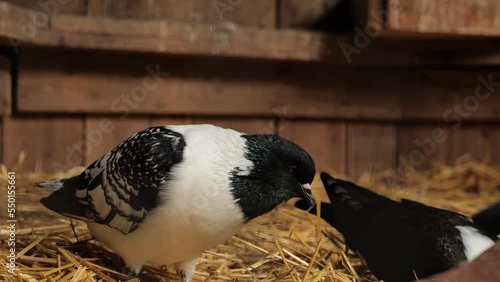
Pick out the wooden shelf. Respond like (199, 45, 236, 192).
(1, 2, 500, 66)
(0, 2, 345, 63)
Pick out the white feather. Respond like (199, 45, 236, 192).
(87, 185, 112, 218)
(87, 124, 252, 272)
(455, 225, 495, 261)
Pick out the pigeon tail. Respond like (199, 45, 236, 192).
(35, 178, 68, 191)
(320, 172, 390, 210)
(36, 176, 92, 222)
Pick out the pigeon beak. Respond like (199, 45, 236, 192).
(299, 183, 315, 207)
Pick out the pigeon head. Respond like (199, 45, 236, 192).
(231, 134, 316, 221)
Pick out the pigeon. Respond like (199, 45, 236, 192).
(36, 124, 316, 281)
(472, 202, 500, 236)
(295, 172, 496, 282)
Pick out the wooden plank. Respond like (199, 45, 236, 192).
(150, 116, 193, 127)
(46, 12, 353, 62)
(2, 0, 88, 15)
(2, 2, 500, 66)
(3, 116, 83, 172)
(399, 70, 500, 120)
(14, 49, 399, 119)
(0, 2, 309, 61)
(485, 124, 500, 166)
(398, 123, 489, 171)
(0, 54, 11, 115)
(448, 124, 486, 165)
(203, 0, 276, 27)
(279, 120, 347, 174)
(347, 122, 396, 180)
(86, 0, 107, 17)
(191, 117, 271, 135)
(16, 49, 500, 120)
(397, 123, 450, 171)
(387, 0, 500, 37)
(87, 0, 276, 28)
(84, 116, 150, 165)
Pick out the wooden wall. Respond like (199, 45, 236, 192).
(1, 0, 500, 180)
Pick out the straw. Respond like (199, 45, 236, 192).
(0, 158, 499, 281)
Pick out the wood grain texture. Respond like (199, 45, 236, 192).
(398, 123, 489, 170)
(484, 124, 500, 166)
(2, 0, 88, 15)
(86, 0, 275, 27)
(448, 124, 486, 165)
(387, 0, 500, 36)
(150, 116, 193, 127)
(347, 122, 396, 180)
(397, 123, 451, 171)
(0, 54, 11, 115)
(84, 116, 150, 165)
(3, 2, 500, 66)
(279, 120, 347, 174)
(191, 117, 272, 135)
(16, 49, 500, 121)
(3, 116, 83, 172)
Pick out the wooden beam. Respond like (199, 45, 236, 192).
(16, 49, 500, 120)
(2, 2, 500, 66)
(2, 0, 88, 15)
(0, 2, 340, 63)
(86, 0, 276, 28)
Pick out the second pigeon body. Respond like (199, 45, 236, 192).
(296, 173, 496, 282)
(472, 202, 500, 236)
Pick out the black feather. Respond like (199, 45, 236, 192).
(40, 182, 92, 222)
(295, 172, 496, 282)
(473, 202, 500, 235)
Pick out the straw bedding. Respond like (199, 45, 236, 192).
(1, 156, 499, 282)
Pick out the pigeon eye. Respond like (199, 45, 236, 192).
(289, 166, 297, 173)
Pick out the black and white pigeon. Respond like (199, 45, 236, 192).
(36, 124, 316, 281)
(472, 201, 500, 236)
(295, 172, 497, 282)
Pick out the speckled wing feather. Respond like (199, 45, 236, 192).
(71, 126, 186, 234)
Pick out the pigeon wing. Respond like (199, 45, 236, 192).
(77, 126, 186, 234)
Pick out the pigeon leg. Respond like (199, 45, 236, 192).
(175, 257, 198, 282)
(124, 265, 143, 280)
